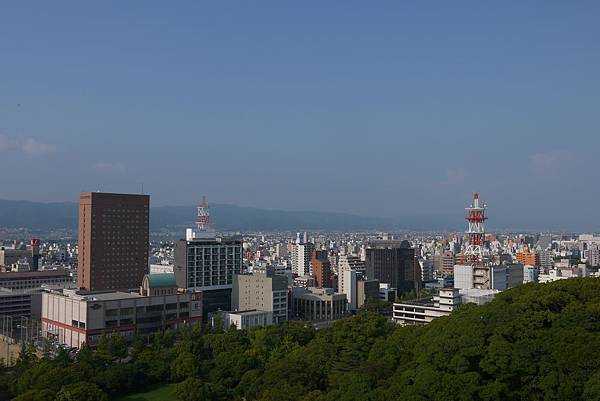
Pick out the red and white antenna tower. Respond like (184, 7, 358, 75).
(197, 195, 210, 231)
(464, 192, 487, 265)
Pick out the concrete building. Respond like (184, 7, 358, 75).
(538, 269, 570, 283)
(356, 279, 380, 309)
(291, 287, 347, 322)
(419, 258, 435, 282)
(523, 265, 538, 283)
(232, 271, 288, 323)
(77, 192, 150, 291)
(379, 283, 397, 302)
(341, 268, 379, 311)
(459, 288, 499, 305)
(338, 254, 364, 296)
(506, 263, 524, 288)
(211, 310, 273, 331)
(516, 247, 539, 266)
(588, 244, 600, 267)
(311, 250, 332, 289)
(0, 269, 71, 291)
(453, 264, 475, 289)
(41, 275, 201, 349)
(538, 250, 553, 271)
(174, 233, 243, 318)
(454, 264, 515, 291)
(0, 269, 72, 319)
(291, 233, 314, 277)
(365, 240, 418, 295)
(434, 251, 455, 274)
(393, 288, 461, 325)
(341, 269, 359, 310)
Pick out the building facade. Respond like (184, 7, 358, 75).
(41, 285, 201, 348)
(291, 287, 347, 322)
(174, 235, 243, 318)
(365, 240, 418, 295)
(232, 271, 288, 323)
(291, 237, 315, 277)
(212, 310, 273, 331)
(393, 288, 461, 325)
(356, 279, 380, 309)
(77, 192, 150, 291)
(311, 250, 332, 288)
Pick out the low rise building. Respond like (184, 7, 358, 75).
(393, 288, 461, 325)
(41, 274, 201, 349)
(291, 287, 347, 322)
(212, 310, 273, 330)
(459, 288, 499, 305)
(379, 283, 397, 302)
(0, 269, 71, 292)
(0, 269, 72, 319)
(393, 287, 498, 326)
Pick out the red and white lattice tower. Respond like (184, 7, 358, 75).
(464, 192, 487, 265)
(197, 195, 210, 231)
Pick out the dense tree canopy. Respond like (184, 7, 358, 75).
(2, 278, 600, 401)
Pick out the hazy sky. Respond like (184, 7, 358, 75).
(1, 2, 599, 229)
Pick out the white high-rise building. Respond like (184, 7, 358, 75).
(291, 233, 314, 277)
(588, 244, 600, 267)
(338, 254, 365, 296)
(341, 269, 358, 310)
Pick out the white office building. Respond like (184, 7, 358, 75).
(393, 288, 461, 325)
(291, 233, 314, 277)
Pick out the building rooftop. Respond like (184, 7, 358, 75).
(56, 288, 143, 301)
(231, 309, 271, 316)
(0, 269, 69, 280)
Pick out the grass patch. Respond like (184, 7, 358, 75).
(112, 384, 175, 401)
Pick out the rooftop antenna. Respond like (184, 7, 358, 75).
(197, 195, 210, 231)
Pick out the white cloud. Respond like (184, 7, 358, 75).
(0, 135, 56, 155)
(93, 162, 125, 173)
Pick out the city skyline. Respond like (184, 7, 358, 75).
(1, 2, 599, 229)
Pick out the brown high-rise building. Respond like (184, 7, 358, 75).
(312, 250, 332, 289)
(78, 192, 149, 291)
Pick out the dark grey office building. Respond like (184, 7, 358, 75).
(365, 240, 419, 295)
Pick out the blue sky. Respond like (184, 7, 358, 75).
(0, 1, 599, 229)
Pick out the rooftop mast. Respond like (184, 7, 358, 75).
(464, 192, 487, 266)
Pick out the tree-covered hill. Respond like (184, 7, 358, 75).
(4, 278, 600, 401)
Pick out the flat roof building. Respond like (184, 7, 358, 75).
(291, 287, 347, 322)
(211, 310, 273, 331)
(77, 192, 150, 291)
(174, 234, 243, 319)
(232, 271, 288, 323)
(365, 240, 419, 295)
(393, 288, 461, 326)
(41, 279, 201, 349)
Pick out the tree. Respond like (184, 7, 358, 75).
(11, 389, 55, 401)
(171, 351, 199, 381)
(55, 382, 108, 401)
(174, 378, 215, 401)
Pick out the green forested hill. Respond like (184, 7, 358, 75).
(4, 278, 600, 401)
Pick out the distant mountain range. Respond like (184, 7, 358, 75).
(0, 199, 463, 232)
